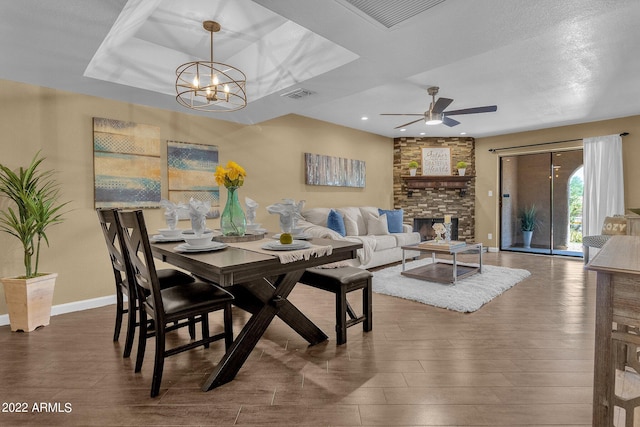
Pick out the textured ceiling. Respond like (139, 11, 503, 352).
(1, 0, 639, 138)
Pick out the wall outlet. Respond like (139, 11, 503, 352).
(488, 233, 493, 240)
(488, 190, 493, 197)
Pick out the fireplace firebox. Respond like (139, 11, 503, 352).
(413, 218, 459, 241)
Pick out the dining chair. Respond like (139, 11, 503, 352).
(116, 209, 234, 397)
(96, 208, 197, 358)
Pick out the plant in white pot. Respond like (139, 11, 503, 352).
(0, 152, 68, 332)
(456, 161, 468, 176)
(407, 160, 419, 176)
(519, 204, 539, 249)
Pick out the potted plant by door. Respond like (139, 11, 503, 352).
(408, 160, 419, 176)
(519, 205, 538, 249)
(0, 152, 68, 332)
(456, 161, 468, 176)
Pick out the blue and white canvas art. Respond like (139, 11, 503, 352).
(93, 118, 161, 208)
(167, 141, 220, 209)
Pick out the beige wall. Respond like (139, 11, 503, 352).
(475, 116, 640, 248)
(0, 80, 393, 315)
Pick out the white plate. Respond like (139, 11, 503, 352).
(174, 242, 228, 252)
(272, 233, 313, 240)
(151, 234, 185, 243)
(181, 229, 216, 236)
(262, 240, 312, 251)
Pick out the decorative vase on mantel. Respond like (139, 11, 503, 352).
(220, 186, 246, 236)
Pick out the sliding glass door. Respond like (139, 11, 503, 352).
(500, 149, 583, 257)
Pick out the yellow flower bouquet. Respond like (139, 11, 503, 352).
(215, 161, 246, 188)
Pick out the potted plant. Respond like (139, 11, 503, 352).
(519, 204, 539, 248)
(0, 152, 68, 332)
(456, 161, 468, 176)
(408, 160, 419, 176)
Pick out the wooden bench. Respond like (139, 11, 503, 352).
(299, 266, 372, 345)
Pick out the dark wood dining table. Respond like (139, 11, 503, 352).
(150, 235, 362, 391)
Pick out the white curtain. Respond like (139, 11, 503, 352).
(583, 134, 624, 237)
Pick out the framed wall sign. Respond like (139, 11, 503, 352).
(422, 147, 451, 176)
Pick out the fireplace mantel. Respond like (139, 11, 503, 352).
(402, 175, 473, 196)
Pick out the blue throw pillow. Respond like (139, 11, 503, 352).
(378, 208, 404, 233)
(327, 209, 346, 236)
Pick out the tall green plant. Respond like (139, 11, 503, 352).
(519, 204, 539, 232)
(0, 152, 68, 278)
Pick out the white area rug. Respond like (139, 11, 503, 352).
(372, 259, 531, 313)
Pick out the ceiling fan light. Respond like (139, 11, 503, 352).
(425, 111, 443, 125)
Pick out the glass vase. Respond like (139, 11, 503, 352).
(220, 186, 246, 236)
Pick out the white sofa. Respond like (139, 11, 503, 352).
(298, 206, 421, 269)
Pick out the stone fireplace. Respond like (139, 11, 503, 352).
(393, 136, 476, 242)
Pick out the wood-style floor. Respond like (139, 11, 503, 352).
(0, 252, 595, 426)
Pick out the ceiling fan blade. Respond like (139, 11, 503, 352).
(394, 118, 424, 129)
(444, 105, 497, 116)
(431, 97, 453, 114)
(443, 116, 460, 127)
(380, 113, 423, 116)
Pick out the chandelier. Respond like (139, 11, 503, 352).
(175, 21, 247, 112)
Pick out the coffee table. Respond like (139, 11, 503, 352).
(401, 242, 483, 284)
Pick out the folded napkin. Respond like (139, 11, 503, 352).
(160, 199, 179, 230)
(266, 198, 305, 233)
(188, 198, 210, 236)
(245, 197, 258, 225)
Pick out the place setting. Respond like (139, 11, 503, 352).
(174, 232, 228, 253)
(261, 239, 312, 251)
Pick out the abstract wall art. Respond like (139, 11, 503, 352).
(167, 141, 220, 217)
(93, 117, 161, 208)
(304, 153, 366, 188)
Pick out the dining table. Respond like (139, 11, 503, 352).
(150, 234, 362, 391)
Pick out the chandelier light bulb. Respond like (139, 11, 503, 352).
(212, 74, 219, 86)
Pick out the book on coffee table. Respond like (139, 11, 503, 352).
(417, 240, 467, 251)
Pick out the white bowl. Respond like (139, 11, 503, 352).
(182, 233, 213, 247)
(246, 223, 262, 231)
(158, 228, 183, 238)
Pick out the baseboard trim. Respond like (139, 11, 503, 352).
(0, 294, 117, 327)
(488, 246, 499, 253)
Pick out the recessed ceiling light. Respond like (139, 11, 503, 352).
(361, 116, 368, 120)
(460, 132, 467, 135)
(419, 132, 425, 135)
(400, 128, 406, 132)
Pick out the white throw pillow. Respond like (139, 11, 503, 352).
(301, 208, 332, 227)
(337, 207, 363, 236)
(343, 215, 359, 236)
(368, 214, 390, 235)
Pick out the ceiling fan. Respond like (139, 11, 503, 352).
(381, 86, 497, 129)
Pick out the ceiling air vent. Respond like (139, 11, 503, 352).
(341, 0, 447, 28)
(280, 88, 316, 100)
